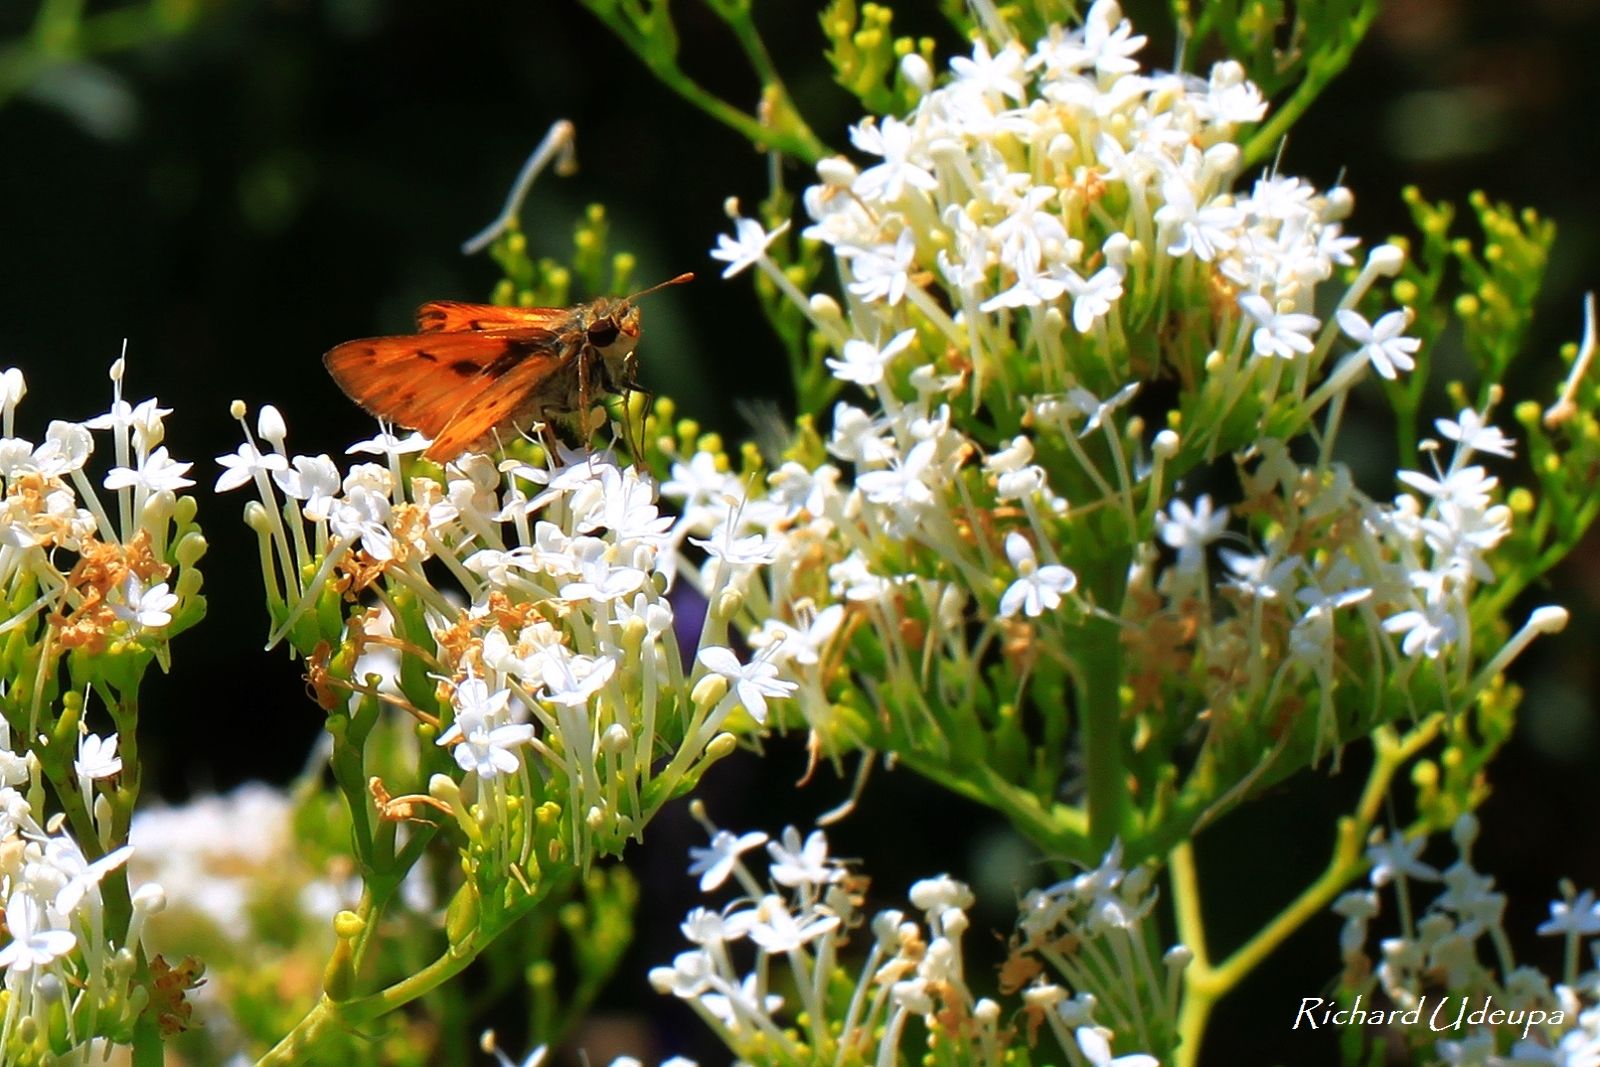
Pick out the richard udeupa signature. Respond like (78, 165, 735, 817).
(1293, 996, 1561, 1041)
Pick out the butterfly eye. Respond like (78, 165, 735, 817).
(587, 320, 620, 347)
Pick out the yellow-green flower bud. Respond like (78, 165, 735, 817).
(692, 674, 729, 710)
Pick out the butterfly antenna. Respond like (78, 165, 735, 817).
(627, 272, 695, 302)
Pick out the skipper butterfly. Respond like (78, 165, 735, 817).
(324, 273, 693, 462)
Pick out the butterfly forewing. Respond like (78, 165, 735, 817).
(415, 301, 569, 334)
(324, 327, 561, 439)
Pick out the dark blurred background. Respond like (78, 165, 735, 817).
(2, 1, 1598, 1063)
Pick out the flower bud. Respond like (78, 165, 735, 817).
(899, 52, 933, 94)
(445, 883, 481, 947)
(258, 404, 287, 446)
(714, 588, 744, 621)
(814, 157, 857, 187)
(1368, 243, 1406, 276)
(705, 732, 738, 760)
(692, 674, 729, 710)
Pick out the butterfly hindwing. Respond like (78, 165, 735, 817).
(424, 338, 582, 461)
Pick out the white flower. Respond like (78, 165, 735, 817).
(690, 525, 781, 568)
(560, 546, 647, 604)
(826, 329, 916, 386)
(1538, 889, 1600, 938)
(1240, 294, 1320, 359)
(949, 38, 1026, 101)
(1382, 596, 1458, 660)
(1159, 495, 1229, 574)
(346, 430, 430, 456)
(0, 368, 25, 413)
(1335, 307, 1420, 379)
(1366, 834, 1440, 888)
(999, 532, 1077, 618)
(1079, 0, 1147, 75)
(114, 574, 178, 630)
(37, 421, 92, 475)
(1156, 174, 1241, 262)
(748, 604, 844, 670)
(1436, 408, 1515, 459)
(215, 441, 288, 492)
(842, 230, 917, 306)
(1067, 266, 1125, 332)
(437, 677, 532, 779)
(1205, 60, 1266, 125)
(539, 651, 617, 708)
(329, 483, 395, 560)
(744, 894, 839, 953)
(0, 892, 76, 973)
(47, 838, 134, 915)
(828, 403, 897, 464)
(697, 647, 796, 724)
(1397, 465, 1498, 511)
(710, 217, 791, 279)
(103, 446, 194, 494)
(1062, 382, 1139, 437)
(766, 825, 843, 888)
(275, 454, 342, 519)
(75, 733, 122, 783)
(850, 117, 937, 202)
(1075, 1026, 1158, 1067)
(687, 829, 768, 892)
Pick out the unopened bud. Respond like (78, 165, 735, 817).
(815, 157, 857, 187)
(692, 674, 729, 710)
(258, 404, 287, 446)
(1368, 243, 1405, 276)
(900, 52, 933, 93)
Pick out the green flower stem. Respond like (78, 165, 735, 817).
(255, 874, 571, 1067)
(897, 748, 1090, 862)
(130, 1008, 164, 1067)
(1169, 714, 1444, 1067)
(579, 3, 827, 165)
(1239, 0, 1380, 171)
(1077, 614, 1129, 854)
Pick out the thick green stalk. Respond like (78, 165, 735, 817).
(1169, 716, 1443, 1066)
(1239, 0, 1381, 170)
(1076, 614, 1128, 853)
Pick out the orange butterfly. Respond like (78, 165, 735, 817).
(324, 273, 693, 463)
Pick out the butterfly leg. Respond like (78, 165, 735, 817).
(618, 386, 654, 469)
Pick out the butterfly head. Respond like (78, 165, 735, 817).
(585, 300, 643, 358)
(584, 274, 692, 383)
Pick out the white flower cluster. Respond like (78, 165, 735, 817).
(701, 0, 1558, 760)
(0, 719, 154, 1056)
(0, 360, 199, 1058)
(218, 414, 797, 863)
(0, 361, 198, 660)
(1146, 403, 1530, 753)
(1335, 816, 1600, 1064)
(642, 805, 1159, 1065)
(999, 845, 1183, 1065)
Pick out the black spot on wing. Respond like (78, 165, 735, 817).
(416, 351, 438, 364)
(449, 359, 480, 376)
(485, 335, 564, 377)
